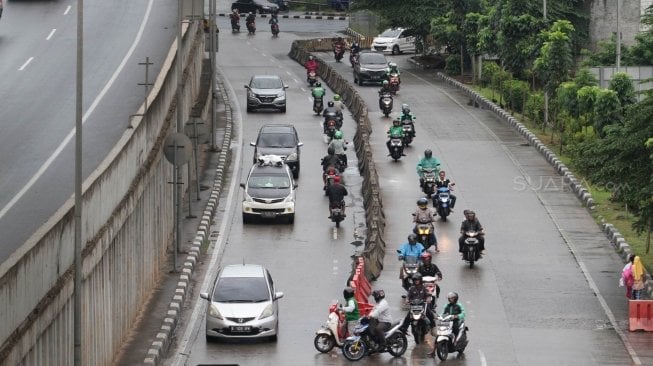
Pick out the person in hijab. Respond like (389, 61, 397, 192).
(631, 256, 648, 300)
(620, 254, 636, 299)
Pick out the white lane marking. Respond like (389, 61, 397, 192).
(0, 0, 155, 222)
(300, 87, 306, 92)
(293, 78, 299, 84)
(479, 350, 488, 366)
(171, 65, 244, 366)
(63, 6, 72, 15)
(332, 226, 337, 239)
(286, 71, 292, 76)
(261, 52, 267, 57)
(46, 29, 56, 40)
(307, 96, 312, 103)
(18, 57, 34, 71)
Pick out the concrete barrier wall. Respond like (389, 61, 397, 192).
(288, 40, 386, 281)
(0, 22, 207, 366)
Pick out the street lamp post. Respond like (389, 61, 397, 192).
(74, 0, 84, 364)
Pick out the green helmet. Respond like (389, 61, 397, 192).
(333, 94, 341, 101)
(334, 130, 343, 139)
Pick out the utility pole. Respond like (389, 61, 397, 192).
(74, 0, 84, 364)
(209, 0, 218, 151)
(175, 0, 183, 271)
(543, 0, 549, 130)
(616, 0, 621, 71)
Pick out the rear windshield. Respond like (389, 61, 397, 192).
(380, 29, 402, 38)
(251, 77, 283, 89)
(213, 277, 270, 302)
(258, 132, 297, 148)
(360, 53, 387, 65)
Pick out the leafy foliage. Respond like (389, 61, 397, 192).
(502, 79, 530, 113)
(608, 72, 637, 112)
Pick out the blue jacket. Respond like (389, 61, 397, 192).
(397, 242, 425, 259)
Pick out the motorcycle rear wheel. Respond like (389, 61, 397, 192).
(436, 341, 449, 361)
(342, 339, 367, 361)
(313, 333, 336, 353)
(387, 333, 408, 357)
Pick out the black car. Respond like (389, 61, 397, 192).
(353, 51, 388, 86)
(232, 0, 279, 14)
(251, 124, 303, 178)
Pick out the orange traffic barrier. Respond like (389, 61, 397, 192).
(629, 300, 653, 331)
(355, 267, 372, 300)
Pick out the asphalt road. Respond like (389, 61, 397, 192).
(158, 21, 653, 366)
(0, 0, 177, 258)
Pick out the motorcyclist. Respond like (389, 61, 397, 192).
(340, 287, 360, 336)
(378, 80, 392, 110)
(321, 146, 340, 174)
(269, 13, 279, 30)
(368, 290, 392, 350)
(326, 175, 348, 217)
(428, 292, 466, 357)
(245, 12, 256, 32)
(229, 9, 240, 31)
(385, 62, 401, 78)
(328, 130, 347, 169)
(399, 273, 435, 333)
(413, 197, 438, 252)
(350, 41, 361, 55)
(399, 103, 416, 137)
(434, 170, 456, 211)
(333, 94, 345, 115)
(458, 210, 485, 253)
(416, 149, 441, 188)
(386, 118, 405, 156)
(305, 55, 319, 81)
(397, 233, 425, 290)
(323, 101, 342, 130)
(311, 81, 325, 100)
(418, 252, 442, 298)
(333, 37, 346, 61)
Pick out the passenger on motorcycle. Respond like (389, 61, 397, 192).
(416, 149, 441, 188)
(399, 273, 435, 332)
(413, 198, 438, 251)
(328, 130, 347, 168)
(428, 292, 466, 357)
(458, 210, 485, 252)
(326, 176, 347, 217)
(435, 170, 456, 210)
(385, 62, 401, 78)
(368, 290, 392, 350)
(386, 118, 405, 155)
(400, 103, 416, 137)
(341, 287, 360, 336)
(418, 252, 442, 298)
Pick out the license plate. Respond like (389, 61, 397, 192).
(261, 212, 276, 218)
(371, 75, 379, 80)
(230, 325, 251, 333)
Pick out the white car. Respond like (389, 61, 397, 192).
(240, 155, 297, 224)
(372, 28, 416, 55)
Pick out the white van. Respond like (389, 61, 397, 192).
(372, 28, 416, 55)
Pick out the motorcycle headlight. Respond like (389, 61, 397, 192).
(259, 304, 274, 319)
(208, 304, 223, 319)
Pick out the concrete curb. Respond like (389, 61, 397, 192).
(435, 72, 652, 298)
(217, 13, 348, 20)
(143, 70, 234, 365)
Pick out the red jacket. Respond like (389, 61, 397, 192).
(305, 59, 318, 72)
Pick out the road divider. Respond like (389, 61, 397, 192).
(629, 300, 653, 331)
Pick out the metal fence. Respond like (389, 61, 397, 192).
(590, 66, 653, 101)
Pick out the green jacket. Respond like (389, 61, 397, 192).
(400, 112, 415, 122)
(416, 156, 441, 176)
(312, 87, 326, 98)
(442, 302, 465, 321)
(343, 297, 360, 321)
(388, 126, 404, 138)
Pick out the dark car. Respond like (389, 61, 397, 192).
(245, 75, 288, 113)
(353, 51, 388, 86)
(251, 124, 303, 178)
(232, 0, 278, 14)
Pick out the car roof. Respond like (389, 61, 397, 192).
(251, 75, 282, 81)
(220, 264, 266, 278)
(259, 124, 297, 134)
(250, 164, 291, 175)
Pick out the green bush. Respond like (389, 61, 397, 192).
(502, 79, 530, 113)
(481, 62, 501, 87)
(525, 91, 544, 126)
(445, 54, 461, 75)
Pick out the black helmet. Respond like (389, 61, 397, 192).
(392, 118, 401, 126)
(327, 146, 335, 155)
(412, 272, 423, 283)
(408, 233, 418, 244)
(447, 292, 458, 303)
(315, 81, 321, 87)
(343, 287, 355, 299)
(372, 289, 385, 303)
(417, 197, 428, 207)
(424, 149, 432, 159)
(328, 101, 334, 107)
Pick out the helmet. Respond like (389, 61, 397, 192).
(408, 233, 418, 244)
(417, 197, 428, 207)
(392, 118, 401, 126)
(327, 146, 335, 155)
(401, 103, 409, 111)
(309, 55, 315, 61)
(328, 101, 334, 107)
(466, 210, 476, 219)
(353, 42, 359, 47)
(343, 287, 354, 299)
(372, 289, 385, 303)
(315, 81, 321, 87)
(333, 94, 341, 101)
(389, 62, 397, 68)
(447, 292, 459, 303)
(232, 9, 238, 13)
(248, 12, 253, 15)
(412, 272, 423, 283)
(334, 130, 343, 139)
(424, 149, 432, 159)
(382, 80, 389, 86)
(421, 252, 432, 262)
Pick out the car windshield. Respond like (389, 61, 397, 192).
(258, 133, 296, 148)
(251, 77, 283, 89)
(249, 173, 291, 189)
(380, 29, 402, 38)
(360, 53, 387, 65)
(213, 277, 270, 303)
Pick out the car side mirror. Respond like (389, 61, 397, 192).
(293, 184, 298, 189)
(274, 291, 284, 300)
(283, 85, 289, 89)
(250, 141, 256, 146)
(244, 85, 250, 89)
(200, 292, 210, 300)
(240, 183, 246, 188)
(297, 142, 304, 147)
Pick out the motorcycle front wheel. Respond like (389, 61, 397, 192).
(436, 341, 449, 361)
(342, 339, 367, 361)
(387, 333, 408, 357)
(411, 325, 423, 344)
(313, 333, 336, 353)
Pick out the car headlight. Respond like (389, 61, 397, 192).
(359, 67, 370, 72)
(285, 153, 298, 162)
(259, 304, 274, 319)
(208, 304, 223, 320)
(277, 93, 285, 99)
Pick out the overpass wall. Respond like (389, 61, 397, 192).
(0, 21, 207, 366)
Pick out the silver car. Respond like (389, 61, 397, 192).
(245, 75, 288, 113)
(200, 264, 284, 341)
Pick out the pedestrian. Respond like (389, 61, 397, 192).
(631, 256, 648, 300)
(620, 254, 635, 299)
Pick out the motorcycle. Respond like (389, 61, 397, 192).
(397, 251, 420, 292)
(313, 96, 324, 115)
(435, 314, 469, 361)
(407, 299, 431, 344)
(246, 20, 256, 34)
(270, 23, 279, 37)
(341, 317, 408, 361)
(420, 167, 438, 197)
(379, 92, 393, 117)
(434, 186, 451, 221)
(422, 275, 440, 305)
(231, 20, 241, 32)
(413, 215, 436, 251)
(314, 301, 348, 352)
(400, 116, 415, 145)
(323, 168, 340, 193)
(349, 51, 359, 67)
(462, 231, 481, 268)
(323, 110, 342, 129)
(388, 73, 400, 95)
(307, 70, 318, 87)
(329, 201, 346, 227)
(334, 44, 345, 62)
(388, 136, 404, 161)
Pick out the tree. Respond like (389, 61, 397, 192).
(608, 72, 637, 112)
(593, 89, 621, 138)
(628, 5, 653, 65)
(576, 85, 601, 133)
